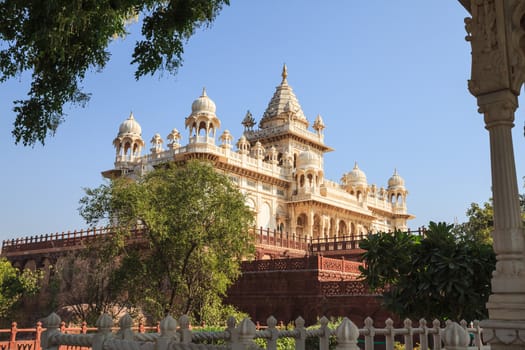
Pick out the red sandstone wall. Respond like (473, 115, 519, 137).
(226, 257, 396, 326)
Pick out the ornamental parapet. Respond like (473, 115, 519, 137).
(245, 123, 327, 148)
(241, 256, 362, 276)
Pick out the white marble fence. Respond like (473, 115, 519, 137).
(39, 312, 489, 350)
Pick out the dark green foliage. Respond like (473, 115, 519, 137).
(0, 0, 229, 145)
(359, 222, 495, 321)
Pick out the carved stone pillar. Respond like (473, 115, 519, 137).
(463, 0, 525, 348)
(478, 90, 525, 305)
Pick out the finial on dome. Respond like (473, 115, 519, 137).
(281, 64, 288, 84)
(201, 87, 207, 97)
(393, 168, 398, 175)
(129, 111, 134, 120)
(354, 161, 359, 169)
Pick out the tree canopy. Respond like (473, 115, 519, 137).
(359, 221, 495, 321)
(0, 0, 229, 146)
(0, 258, 42, 319)
(79, 160, 254, 321)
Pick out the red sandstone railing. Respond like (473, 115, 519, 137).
(1, 226, 426, 256)
(0, 320, 159, 350)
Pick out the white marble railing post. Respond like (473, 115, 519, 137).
(226, 316, 239, 347)
(318, 316, 330, 350)
(92, 314, 113, 350)
(294, 316, 306, 350)
(116, 313, 134, 340)
(265, 316, 279, 350)
(335, 318, 359, 350)
(363, 317, 374, 350)
(403, 319, 413, 350)
(178, 315, 192, 344)
(232, 318, 256, 350)
(431, 319, 441, 350)
(384, 318, 394, 350)
(443, 322, 468, 350)
(156, 315, 178, 350)
(418, 318, 428, 350)
(40, 313, 61, 350)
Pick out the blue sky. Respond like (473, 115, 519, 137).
(1, 1, 524, 241)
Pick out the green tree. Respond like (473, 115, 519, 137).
(359, 222, 495, 321)
(79, 160, 254, 322)
(455, 188, 525, 244)
(453, 201, 494, 244)
(0, 0, 229, 146)
(0, 258, 42, 319)
(51, 249, 135, 324)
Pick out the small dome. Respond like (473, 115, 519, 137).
(191, 88, 216, 115)
(388, 169, 405, 189)
(221, 129, 232, 139)
(118, 112, 142, 136)
(297, 148, 320, 169)
(345, 162, 367, 186)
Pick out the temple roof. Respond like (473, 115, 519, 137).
(259, 65, 308, 129)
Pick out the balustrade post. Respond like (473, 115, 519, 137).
(384, 319, 394, 350)
(116, 314, 134, 340)
(319, 316, 330, 350)
(226, 316, 239, 347)
(41, 313, 61, 350)
(443, 322, 468, 350)
(232, 318, 256, 350)
(403, 319, 413, 350)
(335, 318, 359, 350)
(266, 316, 279, 350)
(363, 317, 374, 350)
(472, 320, 482, 348)
(178, 315, 192, 343)
(156, 315, 178, 350)
(35, 321, 42, 350)
(431, 319, 441, 350)
(418, 319, 428, 350)
(294, 317, 306, 350)
(9, 322, 17, 350)
(92, 314, 113, 350)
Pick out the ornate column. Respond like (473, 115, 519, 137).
(463, 0, 525, 348)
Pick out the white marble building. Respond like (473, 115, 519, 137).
(103, 66, 413, 239)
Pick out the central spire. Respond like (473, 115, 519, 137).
(281, 64, 288, 85)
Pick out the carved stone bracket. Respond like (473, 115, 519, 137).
(465, 0, 525, 96)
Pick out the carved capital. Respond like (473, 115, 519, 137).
(465, 0, 525, 96)
(476, 90, 517, 128)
